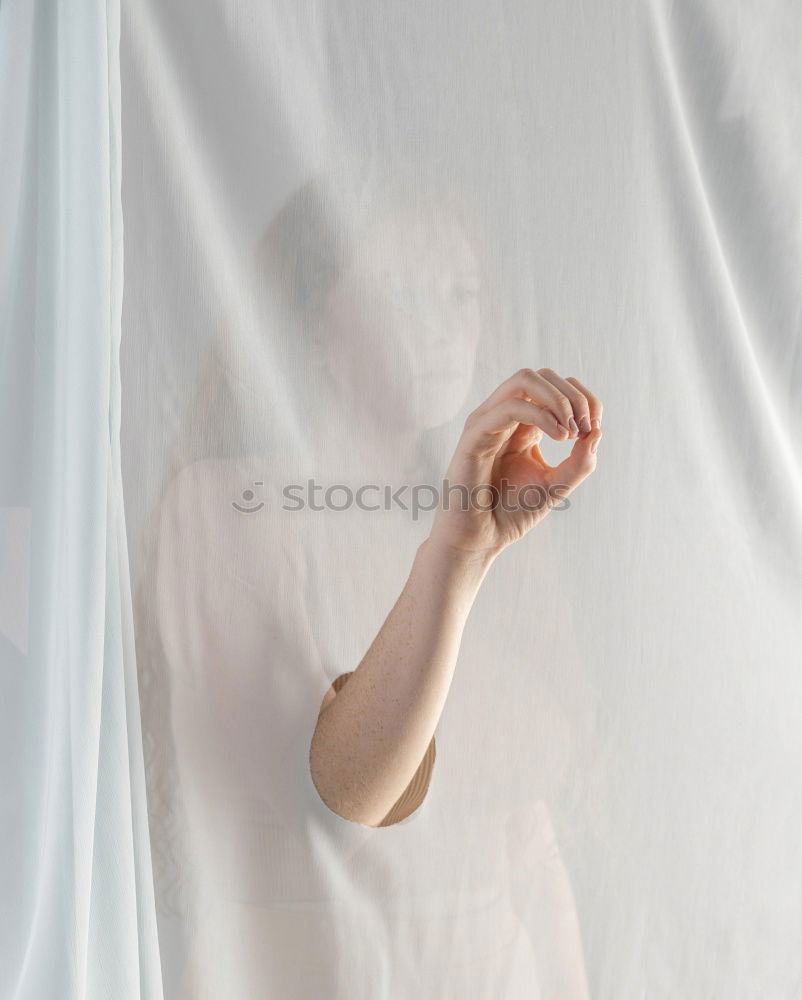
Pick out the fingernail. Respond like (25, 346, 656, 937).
(555, 421, 568, 435)
(568, 417, 579, 436)
(591, 418, 601, 430)
(591, 435, 601, 454)
(579, 415, 591, 434)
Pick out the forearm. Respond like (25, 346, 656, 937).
(309, 536, 496, 827)
(510, 803, 591, 1000)
(522, 871, 591, 999)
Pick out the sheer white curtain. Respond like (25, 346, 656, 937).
(3, 1, 802, 998)
(0, 2, 162, 997)
(118, 2, 802, 998)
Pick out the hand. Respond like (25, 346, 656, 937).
(428, 368, 603, 560)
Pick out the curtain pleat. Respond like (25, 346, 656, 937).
(0, 1, 163, 996)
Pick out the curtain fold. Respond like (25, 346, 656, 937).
(0, 1, 163, 997)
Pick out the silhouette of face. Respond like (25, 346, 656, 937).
(319, 204, 481, 430)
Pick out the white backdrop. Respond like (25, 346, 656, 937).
(117, 1, 802, 997)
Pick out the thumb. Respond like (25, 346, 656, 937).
(546, 427, 602, 494)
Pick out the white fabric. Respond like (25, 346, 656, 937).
(3, 0, 802, 997)
(120, 1, 802, 997)
(0, 1, 163, 998)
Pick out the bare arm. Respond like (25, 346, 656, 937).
(506, 799, 592, 999)
(310, 368, 603, 827)
(310, 538, 494, 826)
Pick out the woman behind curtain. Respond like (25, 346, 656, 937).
(134, 169, 600, 998)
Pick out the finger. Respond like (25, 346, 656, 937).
(462, 397, 568, 463)
(564, 376, 603, 430)
(537, 369, 592, 436)
(544, 427, 602, 495)
(470, 368, 574, 432)
(506, 420, 543, 455)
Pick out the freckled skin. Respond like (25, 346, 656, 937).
(310, 367, 603, 828)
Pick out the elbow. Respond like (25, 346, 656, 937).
(309, 718, 386, 828)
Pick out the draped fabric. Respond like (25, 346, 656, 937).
(0, 1, 163, 997)
(2, 1, 802, 998)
